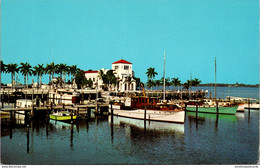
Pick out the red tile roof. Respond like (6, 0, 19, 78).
(84, 70, 98, 73)
(112, 59, 132, 64)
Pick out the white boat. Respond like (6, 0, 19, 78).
(48, 89, 80, 105)
(109, 114, 184, 134)
(15, 99, 34, 120)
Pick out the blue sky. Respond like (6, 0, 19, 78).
(1, 0, 259, 84)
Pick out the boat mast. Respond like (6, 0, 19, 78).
(215, 57, 217, 99)
(163, 51, 166, 101)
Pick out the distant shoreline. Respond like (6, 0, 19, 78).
(198, 83, 259, 88)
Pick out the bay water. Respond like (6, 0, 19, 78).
(1, 87, 259, 165)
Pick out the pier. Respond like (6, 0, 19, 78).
(1, 103, 109, 121)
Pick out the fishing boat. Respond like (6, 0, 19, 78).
(49, 111, 77, 121)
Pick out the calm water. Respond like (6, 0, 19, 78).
(192, 86, 259, 99)
(1, 109, 259, 165)
(1, 86, 259, 165)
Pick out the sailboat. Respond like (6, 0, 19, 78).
(185, 57, 238, 115)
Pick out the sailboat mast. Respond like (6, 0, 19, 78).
(163, 51, 166, 101)
(215, 57, 217, 99)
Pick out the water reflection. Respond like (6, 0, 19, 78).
(1, 109, 259, 165)
(70, 124, 74, 150)
(27, 125, 29, 153)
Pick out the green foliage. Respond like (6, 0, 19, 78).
(146, 67, 158, 79)
(75, 70, 87, 89)
(146, 79, 156, 90)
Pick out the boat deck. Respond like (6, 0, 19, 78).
(112, 109, 185, 124)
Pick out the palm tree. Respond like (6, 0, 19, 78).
(192, 78, 201, 90)
(106, 70, 117, 90)
(33, 64, 45, 89)
(98, 69, 107, 90)
(171, 77, 181, 91)
(183, 80, 191, 90)
(134, 77, 141, 90)
(146, 79, 155, 91)
(155, 79, 162, 90)
(46, 62, 56, 88)
(6, 63, 19, 89)
(192, 78, 201, 99)
(69, 65, 78, 82)
(38, 64, 45, 87)
(19, 62, 32, 88)
(1, 60, 6, 85)
(59, 63, 69, 84)
(146, 67, 158, 80)
(165, 77, 171, 90)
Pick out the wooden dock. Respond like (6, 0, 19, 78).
(111, 109, 185, 124)
(0, 103, 109, 120)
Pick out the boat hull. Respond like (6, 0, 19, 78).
(186, 106, 238, 115)
(49, 114, 77, 121)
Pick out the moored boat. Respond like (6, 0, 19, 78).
(49, 111, 77, 121)
(186, 100, 238, 115)
(110, 96, 185, 123)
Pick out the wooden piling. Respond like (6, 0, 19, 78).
(46, 106, 49, 120)
(25, 110, 28, 122)
(184, 103, 187, 122)
(87, 107, 91, 118)
(70, 111, 73, 123)
(216, 102, 219, 115)
(10, 110, 14, 121)
(50, 102, 53, 111)
(248, 98, 250, 118)
(195, 102, 198, 117)
(77, 107, 79, 119)
(62, 103, 65, 110)
(110, 103, 113, 116)
(31, 105, 35, 118)
(27, 125, 30, 153)
(144, 106, 147, 121)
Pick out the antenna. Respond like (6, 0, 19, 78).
(163, 51, 166, 101)
(215, 57, 217, 99)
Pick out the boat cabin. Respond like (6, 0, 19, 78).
(130, 97, 177, 110)
(16, 99, 33, 108)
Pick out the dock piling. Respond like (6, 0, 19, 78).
(195, 102, 198, 119)
(77, 107, 79, 119)
(248, 98, 250, 121)
(70, 111, 73, 124)
(144, 106, 147, 122)
(216, 102, 219, 115)
(31, 105, 35, 118)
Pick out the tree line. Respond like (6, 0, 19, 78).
(0, 60, 141, 90)
(145, 67, 201, 90)
(1, 60, 80, 89)
(0, 61, 202, 91)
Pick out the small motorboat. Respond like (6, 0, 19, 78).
(49, 111, 77, 121)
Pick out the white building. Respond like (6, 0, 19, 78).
(112, 59, 136, 92)
(84, 59, 136, 92)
